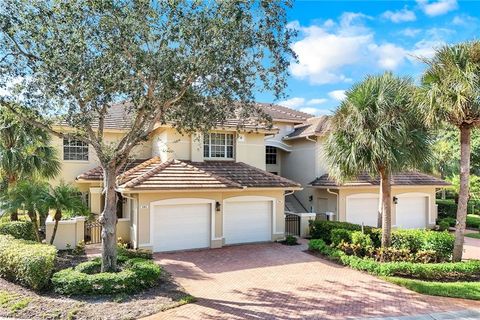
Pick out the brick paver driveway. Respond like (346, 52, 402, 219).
(146, 241, 479, 320)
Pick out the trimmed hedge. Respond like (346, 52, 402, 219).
(437, 199, 480, 218)
(0, 221, 36, 241)
(309, 220, 374, 243)
(467, 215, 480, 229)
(0, 235, 57, 290)
(51, 257, 161, 295)
(117, 246, 153, 260)
(309, 239, 480, 281)
(392, 229, 454, 261)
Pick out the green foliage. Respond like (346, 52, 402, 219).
(284, 235, 298, 246)
(392, 229, 454, 261)
(386, 277, 480, 300)
(52, 258, 161, 295)
(0, 220, 35, 241)
(391, 229, 425, 253)
(0, 235, 57, 290)
(373, 247, 412, 262)
(466, 232, 480, 239)
(467, 214, 480, 229)
(309, 220, 373, 243)
(117, 246, 153, 260)
(310, 238, 480, 281)
(438, 220, 451, 231)
(351, 231, 373, 248)
(330, 229, 352, 247)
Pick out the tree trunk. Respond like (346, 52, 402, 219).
(380, 168, 392, 247)
(377, 183, 383, 228)
(100, 164, 118, 272)
(49, 209, 62, 245)
(27, 210, 41, 242)
(453, 124, 471, 262)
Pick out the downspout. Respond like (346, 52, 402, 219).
(120, 192, 138, 249)
(326, 188, 339, 221)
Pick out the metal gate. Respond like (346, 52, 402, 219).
(85, 220, 102, 244)
(285, 213, 300, 236)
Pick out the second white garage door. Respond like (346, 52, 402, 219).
(224, 200, 272, 245)
(346, 195, 379, 227)
(150, 202, 211, 252)
(396, 196, 428, 229)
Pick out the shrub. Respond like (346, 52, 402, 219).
(330, 229, 352, 247)
(373, 247, 412, 262)
(309, 220, 373, 243)
(117, 246, 153, 260)
(0, 221, 36, 241)
(52, 257, 161, 295)
(351, 231, 373, 248)
(414, 250, 439, 264)
(467, 214, 480, 229)
(438, 220, 451, 231)
(423, 231, 454, 261)
(436, 199, 457, 218)
(308, 239, 340, 257)
(391, 229, 425, 253)
(285, 235, 298, 245)
(337, 242, 365, 257)
(0, 235, 57, 290)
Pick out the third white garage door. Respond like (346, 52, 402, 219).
(346, 194, 379, 227)
(396, 196, 428, 229)
(224, 199, 272, 245)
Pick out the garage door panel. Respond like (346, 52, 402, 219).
(151, 203, 210, 252)
(396, 197, 427, 229)
(346, 196, 379, 227)
(224, 200, 272, 245)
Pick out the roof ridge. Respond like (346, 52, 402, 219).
(117, 157, 162, 185)
(186, 161, 243, 188)
(121, 159, 175, 188)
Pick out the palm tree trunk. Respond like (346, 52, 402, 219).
(453, 124, 471, 261)
(49, 209, 62, 245)
(27, 210, 41, 242)
(380, 168, 392, 247)
(100, 164, 118, 272)
(377, 184, 383, 228)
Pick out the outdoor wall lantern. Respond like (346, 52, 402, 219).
(308, 195, 313, 202)
(215, 201, 221, 211)
(393, 196, 398, 205)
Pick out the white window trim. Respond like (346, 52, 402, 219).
(62, 138, 89, 162)
(204, 132, 235, 160)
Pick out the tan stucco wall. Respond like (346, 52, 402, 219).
(133, 189, 285, 250)
(312, 186, 438, 227)
(117, 219, 131, 242)
(46, 217, 85, 250)
(51, 131, 151, 186)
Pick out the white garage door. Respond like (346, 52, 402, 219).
(151, 202, 211, 252)
(346, 195, 379, 227)
(224, 200, 272, 245)
(396, 196, 428, 229)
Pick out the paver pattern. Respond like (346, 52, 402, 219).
(145, 240, 479, 320)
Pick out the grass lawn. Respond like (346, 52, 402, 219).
(465, 232, 480, 239)
(385, 277, 480, 300)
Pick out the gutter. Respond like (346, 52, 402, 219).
(326, 188, 339, 221)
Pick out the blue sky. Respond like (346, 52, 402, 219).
(257, 0, 480, 116)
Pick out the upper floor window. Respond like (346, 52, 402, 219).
(266, 146, 277, 164)
(203, 133, 234, 159)
(63, 138, 89, 161)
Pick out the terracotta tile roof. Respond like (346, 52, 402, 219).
(77, 158, 301, 190)
(58, 102, 312, 131)
(76, 158, 148, 181)
(285, 116, 331, 140)
(256, 103, 313, 122)
(309, 172, 450, 188)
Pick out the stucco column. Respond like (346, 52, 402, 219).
(298, 212, 317, 237)
(89, 187, 103, 215)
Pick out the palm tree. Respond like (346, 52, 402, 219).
(0, 180, 49, 242)
(325, 72, 431, 247)
(416, 41, 480, 261)
(45, 183, 87, 245)
(0, 108, 61, 220)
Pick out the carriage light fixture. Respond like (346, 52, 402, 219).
(393, 196, 398, 205)
(216, 201, 221, 211)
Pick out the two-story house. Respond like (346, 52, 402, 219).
(268, 115, 449, 230)
(52, 103, 303, 252)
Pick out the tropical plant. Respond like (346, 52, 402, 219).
(325, 72, 431, 247)
(0, 108, 60, 220)
(0, 1, 294, 271)
(44, 184, 88, 245)
(0, 180, 49, 242)
(416, 41, 480, 261)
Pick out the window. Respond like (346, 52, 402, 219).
(203, 133, 234, 159)
(63, 138, 89, 161)
(266, 146, 277, 164)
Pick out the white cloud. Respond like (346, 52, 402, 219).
(278, 97, 306, 108)
(408, 39, 445, 61)
(416, 0, 458, 17)
(452, 14, 478, 26)
(382, 8, 416, 23)
(306, 98, 328, 105)
(369, 43, 408, 69)
(399, 28, 422, 37)
(329, 90, 347, 101)
(299, 107, 333, 116)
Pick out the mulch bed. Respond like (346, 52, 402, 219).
(0, 254, 192, 320)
